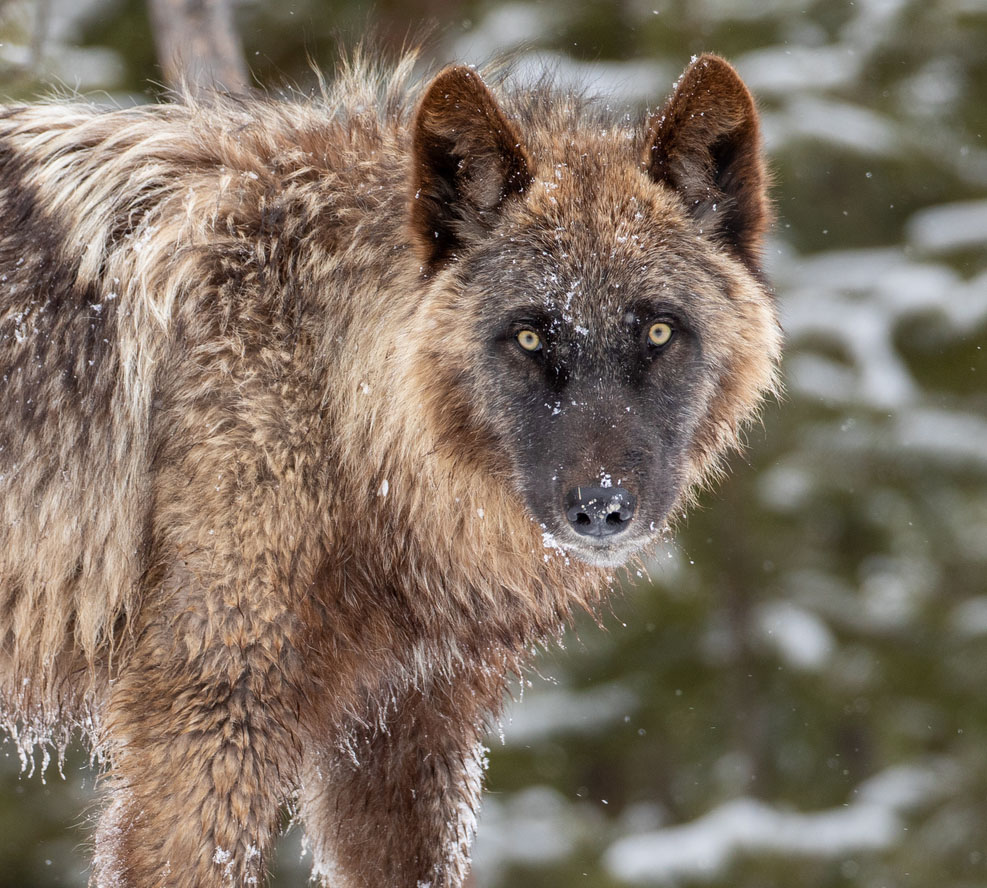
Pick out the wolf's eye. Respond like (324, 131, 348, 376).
(647, 322, 674, 348)
(516, 329, 542, 352)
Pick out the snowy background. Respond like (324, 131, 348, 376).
(0, 0, 985, 886)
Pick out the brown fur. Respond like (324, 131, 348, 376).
(0, 50, 780, 887)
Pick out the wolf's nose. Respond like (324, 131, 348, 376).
(564, 486, 636, 538)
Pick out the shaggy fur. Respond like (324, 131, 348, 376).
(0, 50, 780, 887)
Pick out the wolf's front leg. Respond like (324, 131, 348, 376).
(299, 665, 505, 888)
(92, 589, 306, 888)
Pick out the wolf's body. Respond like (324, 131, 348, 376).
(0, 52, 779, 887)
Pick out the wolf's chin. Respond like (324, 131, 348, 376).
(563, 537, 649, 568)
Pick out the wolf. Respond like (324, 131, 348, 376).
(0, 50, 780, 887)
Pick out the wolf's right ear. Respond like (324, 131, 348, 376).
(644, 54, 768, 272)
(411, 66, 532, 269)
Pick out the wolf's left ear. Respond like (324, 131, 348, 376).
(411, 66, 532, 269)
(645, 54, 768, 271)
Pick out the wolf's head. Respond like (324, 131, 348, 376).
(407, 56, 781, 567)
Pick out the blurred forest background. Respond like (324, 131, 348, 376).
(0, 0, 986, 886)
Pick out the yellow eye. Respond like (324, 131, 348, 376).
(648, 322, 674, 348)
(517, 329, 542, 352)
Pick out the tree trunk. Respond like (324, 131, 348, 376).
(147, 0, 249, 96)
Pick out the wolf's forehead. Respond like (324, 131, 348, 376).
(520, 228, 688, 317)
(513, 271, 667, 338)
(484, 164, 701, 323)
(531, 164, 656, 223)
(523, 165, 689, 262)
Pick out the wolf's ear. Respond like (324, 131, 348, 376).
(411, 66, 532, 268)
(644, 54, 768, 271)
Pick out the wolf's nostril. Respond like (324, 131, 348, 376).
(564, 486, 637, 538)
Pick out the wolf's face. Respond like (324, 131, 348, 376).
(440, 183, 776, 566)
(410, 58, 780, 567)
(464, 217, 717, 565)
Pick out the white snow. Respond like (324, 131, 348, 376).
(735, 46, 861, 95)
(451, 5, 672, 105)
(754, 601, 835, 671)
(498, 682, 638, 745)
(775, 246, 987, 412)
(603, 762, 949, 884)
(212, 848, 232, 865)
(472, 785, 596, 882)
(893, 408, 987, 470)
(757, 464, 814, 512)
(765, 97, 900, 156)
(907, 199, 987, 253)
(948, 596, 987, 638)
